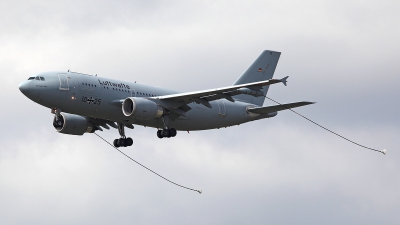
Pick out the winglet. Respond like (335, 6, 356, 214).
(381, 149, 387, 155)
(281, 76, 289, 86)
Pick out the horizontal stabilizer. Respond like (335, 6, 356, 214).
(248, 101, 315, 114)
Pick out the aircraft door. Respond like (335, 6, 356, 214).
(217, 100, 226, 116)
(58, 74, 69, 90)
(130, 89, 136, 97)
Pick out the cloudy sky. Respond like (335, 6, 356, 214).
(1, 0, 399, 224)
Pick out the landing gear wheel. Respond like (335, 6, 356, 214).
(157, 128, 177, 138)
(118, 138, 126, 147)
(170, 128, 177, 137)
(157, 130, 163, 139)
(126, 137, 133, 146)
(162, 129, 170, 138)
(113, 139, 120, 148)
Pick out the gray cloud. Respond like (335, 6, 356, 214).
(1, 0, 399, 224)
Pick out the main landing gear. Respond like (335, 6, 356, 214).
(157, 116, 177, 139)
(113, 123, 133, 148)
(157, 128, 177, 138)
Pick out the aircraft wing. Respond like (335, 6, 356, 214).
(153, 76, 288, 108)
(247, 101, 315, 114)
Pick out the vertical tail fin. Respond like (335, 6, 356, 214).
(233, 50, 281, 106)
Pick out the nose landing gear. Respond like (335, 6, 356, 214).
(114, 123, 133, 148)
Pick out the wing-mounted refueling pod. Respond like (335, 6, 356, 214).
(237, 88, 264, 97)
(235, 76, 288, 97)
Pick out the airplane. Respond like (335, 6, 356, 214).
(19, 50, 314, 148)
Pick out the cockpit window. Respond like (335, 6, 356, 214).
(28, 77, 35, 80)
(35, 76, 40, 80)
(40, 77, 45, 81)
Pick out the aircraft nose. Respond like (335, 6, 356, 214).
(19, 80, 31, 96)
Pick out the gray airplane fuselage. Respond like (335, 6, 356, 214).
(19, 71, 275, 131)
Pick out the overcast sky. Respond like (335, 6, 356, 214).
(1, 0, 399, 224)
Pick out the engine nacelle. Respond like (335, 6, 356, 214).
(122, 97, 164, 120)
(53, 113, 94, 135)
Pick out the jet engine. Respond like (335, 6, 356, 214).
(122, 97, 164, 120)
(53, 112, 95, 135)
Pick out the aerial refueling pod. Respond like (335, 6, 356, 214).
(53, 113, 95, 135)
(237, 88, 264, 97)
(122, 97, 164, 120)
